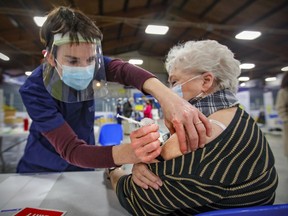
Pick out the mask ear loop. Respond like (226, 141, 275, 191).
(54, 59, 62, 68)
(193, 73, 209, 100)
(188, 91, 205, 105)
(195, 91, 205, 100)
(180, 74, 202, 87)
(53, 59, 63, 79)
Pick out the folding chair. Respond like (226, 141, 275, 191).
(196, 204, 288, 216)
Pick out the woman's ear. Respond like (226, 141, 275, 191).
(201, 72, 214, 92)
(46, 52, 56, 67)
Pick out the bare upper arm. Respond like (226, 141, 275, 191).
(160, 107, 237, 160)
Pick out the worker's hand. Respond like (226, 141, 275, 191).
(131, 163, 162, 190)
(162, 94, 212, 153)
(130, 124, 161, 163)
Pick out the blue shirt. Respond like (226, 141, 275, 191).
(17, 57, 112, 173)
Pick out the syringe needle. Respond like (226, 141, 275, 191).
(116, 114, 142, 126)
(116, 114, 169, 145)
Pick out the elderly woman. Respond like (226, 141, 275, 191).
(107, 40, 278, 215)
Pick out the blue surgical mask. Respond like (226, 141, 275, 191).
(171, 75, 201, 98)
(56, 60, 95, 91)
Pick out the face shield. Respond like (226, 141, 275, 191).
(43, 33, 108, 103)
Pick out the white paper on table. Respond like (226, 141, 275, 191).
(0, 173, 61, 210)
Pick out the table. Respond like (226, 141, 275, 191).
(0, 127, 29, 172)
(0, 171, 130, 216)
(0, 125, 102, 172)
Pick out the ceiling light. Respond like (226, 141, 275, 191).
(25, 71, 32, 76)
(240, 63, 255, 69)
(145, 25, 169, 35)
(0, 52, 10, 61)
(95, 82, 101, 87)
(238, 76, 250, 81)
(33, 16, 47, 27)
(235, 31, 261, 40)
(281, 66, 288, 72)
(128, 59, 143, 65)
(240, 82, 246, 87)
(265, 77, 277, 82)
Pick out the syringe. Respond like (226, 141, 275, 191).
(116, 114, 169, 145)
(116, 114, 143, 126)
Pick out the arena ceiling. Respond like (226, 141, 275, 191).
(0, 0, 287, 82)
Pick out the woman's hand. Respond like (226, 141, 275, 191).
(130, 124, 162, 163)
(132, 163, 162, 190)
(162, 94, 212, 153)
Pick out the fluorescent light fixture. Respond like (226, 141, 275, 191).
(281, 66, 288, 71)
(0, 52, 9, 61)
(235, 31, 261, 40)
(240, 63, 255, 69)
(128, 59, 143, 65)
(265, 77, 277, 82)
(95, 82, 101, 87)
(25, 71, 32, 76)
(238, 76, 250, 81)
(33, 16, 47, 27)
(145, 25, 169, 35)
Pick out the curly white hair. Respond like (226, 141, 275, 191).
(165, 40, 241, 93)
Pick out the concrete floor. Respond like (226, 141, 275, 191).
(1, 127, 287, 204)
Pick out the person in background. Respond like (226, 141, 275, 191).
(122, 97, 134, 134)
(116, 99, 122, 124)
(107, 40, 278, 215)
(122, 97, 134, 118)
(0, 72, 3, 129)
(17, 6, 212, 173)
(276, 72, 288, 158)
(143, 99, 153, 119)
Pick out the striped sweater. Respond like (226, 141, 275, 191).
(116, 107, 278, 216)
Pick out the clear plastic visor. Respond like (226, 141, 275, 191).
(43, 36, 107, 103)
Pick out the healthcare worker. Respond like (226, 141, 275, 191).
(17, 6, 211, 173)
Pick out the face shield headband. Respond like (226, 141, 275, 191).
(43, 33, 107, 103)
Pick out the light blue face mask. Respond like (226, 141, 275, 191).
(171, 75, 201, 98)
(56, 61, 95, 91)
